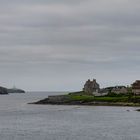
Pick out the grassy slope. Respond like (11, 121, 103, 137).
(69, 95, 128, 102)
(34, 91, 140, 106)
(68, 94, 140, 103)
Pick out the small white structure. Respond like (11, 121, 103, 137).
(111, 86, 127, 94)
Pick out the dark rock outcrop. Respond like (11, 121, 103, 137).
(34, 95, 71, 105)
(0, 86, 8, 94)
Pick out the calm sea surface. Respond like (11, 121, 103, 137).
(0, 92, 140, 140)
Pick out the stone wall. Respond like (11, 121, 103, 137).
(48, 95, 70, 103)
(132, 89, 140, 95)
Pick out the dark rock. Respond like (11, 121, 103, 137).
(0, 86, 8, 94)
(136, 109, 140, 112)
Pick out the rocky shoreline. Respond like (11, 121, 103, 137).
(33, 101, 140, 107)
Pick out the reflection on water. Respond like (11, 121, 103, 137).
(0, 92, 140, 140)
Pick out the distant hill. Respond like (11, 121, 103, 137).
(7, 88, 25, 93)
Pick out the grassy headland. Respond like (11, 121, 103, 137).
(33, 91, 140, 106)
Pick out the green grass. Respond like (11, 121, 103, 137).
(132, 96, 140, 99)
(69, 95, 95, 102)
(94, 96, 128, 102)
(68, 94, 140, 103)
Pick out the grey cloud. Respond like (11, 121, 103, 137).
(0, 0, 139, 90)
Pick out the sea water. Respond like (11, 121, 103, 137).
(0, 92, 139, 140)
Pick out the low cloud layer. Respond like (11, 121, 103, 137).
(0, 0, 140, 91)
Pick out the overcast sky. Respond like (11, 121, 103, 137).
(0, 0, 140, 91)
